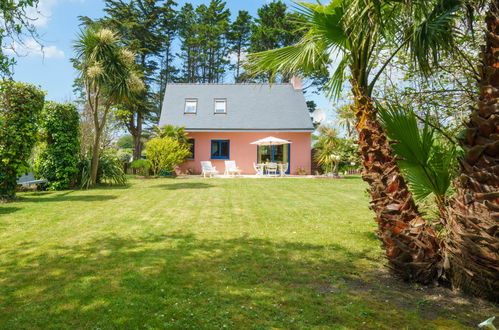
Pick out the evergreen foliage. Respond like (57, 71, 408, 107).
(117, 134, 134, 149)
(228, 10, 252, 81)
(78, 151, 127, 188)
(0, 80, 45, 200)
(145, 137, 190, 175)
(35, 102, 81, 190)
(130, 159, 151, 176)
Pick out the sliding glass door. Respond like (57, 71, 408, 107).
(257, 144, 290, 174)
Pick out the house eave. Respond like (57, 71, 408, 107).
(185, 128, 315, 133)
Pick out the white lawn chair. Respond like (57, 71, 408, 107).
(200, 161, 219, 178)
(224, 160, 242, 177)
(279, 163, 289, 177)
(253, 162, 264, 176)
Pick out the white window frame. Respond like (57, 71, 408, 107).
(214, 99, 227, 114)
(184, 99, 198, 114)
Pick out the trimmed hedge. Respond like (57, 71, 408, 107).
(35, 102, 80, 190)
(0, 81, 45, 200)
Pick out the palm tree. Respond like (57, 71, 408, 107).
(151, 125, 189, 144)
(74, 27, 144, 186)
(335, 104, 356, 138)
(314, 126, 342, 176)
(246, 0, 460, 283)
(444, 3, 499, 301)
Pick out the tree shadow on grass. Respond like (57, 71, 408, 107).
(18, 192, 118, 203)
(152, 182, 214, 190)
(0, 207, 20, 215)
(0, 233, 495, 329)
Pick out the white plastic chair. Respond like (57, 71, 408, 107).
(279, 163, 289, 177)
(200, 161, 219, 178)
(266, 162, 278, 176)
(253, 163, 264, 176)
(224, 160, 242, 177)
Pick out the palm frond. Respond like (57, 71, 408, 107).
(408, 0, 462, 74)
(378, 102, 456, 205)
(245, 31, 330, 79)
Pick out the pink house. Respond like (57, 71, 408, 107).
(158, 78, 314, 175)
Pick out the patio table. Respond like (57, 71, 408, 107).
(259, 163, 287, 177)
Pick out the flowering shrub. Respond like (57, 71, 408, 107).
(295, 168, 307, 175)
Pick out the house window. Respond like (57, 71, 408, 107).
(211, 140, 230, 159)
(214, 99, 226, 114)
(184, 99, 197, 114)
(187, 139, 195, 159)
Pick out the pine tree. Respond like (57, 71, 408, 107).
(177, 3, 198, 82)
(228, 10, 252, 82)
(249, 0, 303, 82)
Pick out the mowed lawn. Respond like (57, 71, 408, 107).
(0, 178, 496, 329)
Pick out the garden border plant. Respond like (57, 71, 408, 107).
(0, 80, 45, 200)
(145, 137, 191, 176)
(35, 101, 80, 190)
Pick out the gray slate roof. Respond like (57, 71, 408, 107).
(159, 83, 314, 132)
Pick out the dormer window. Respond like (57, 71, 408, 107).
(214, 99, 226, 114)
(184, 99, 197, 114)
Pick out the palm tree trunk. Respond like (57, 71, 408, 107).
(444, 5, 499, 302)
(352, 85, 442, 284)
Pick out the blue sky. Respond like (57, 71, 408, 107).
(9, 0, 335, 122)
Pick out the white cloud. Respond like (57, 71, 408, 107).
(228, 51, 248, 64)
(4, 38, 65, 59)
(26, 0, 85, 27)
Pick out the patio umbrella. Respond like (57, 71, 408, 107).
(250, 136, 291, 146)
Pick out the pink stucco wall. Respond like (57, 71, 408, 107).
(178, 131, 312, 175)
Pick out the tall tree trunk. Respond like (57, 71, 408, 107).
(444, 5, 499, 302)
(133, 112, 143, 161)
(352, 85, 442, 284)
(90, 129, 101, 185)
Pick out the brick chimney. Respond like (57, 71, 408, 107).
(290, 76, 302, 90)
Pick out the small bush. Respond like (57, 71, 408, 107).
(145, 137, 190, 176)
(117, 149, 133, 164)
(0, 80, 45, 200)
(78, 151, 127, 188)
(130, 159, 151, 176)
(35, 102, 80, 190)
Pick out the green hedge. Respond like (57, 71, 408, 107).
(35, 102, 80, 190)
(0, 81, 45, 200)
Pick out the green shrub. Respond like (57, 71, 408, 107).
(0, 80, 45, 200)
(117, 149, 133, 164)
(130, 159, 151, 176)
(35, 102, 80, 190)
(78, 151, 127, 188)
(145, 137, 190, 176)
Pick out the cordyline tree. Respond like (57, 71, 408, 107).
(97, 0, 177, 162)
(73, 27, 144, 186)
(246, 0, 461, 284)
